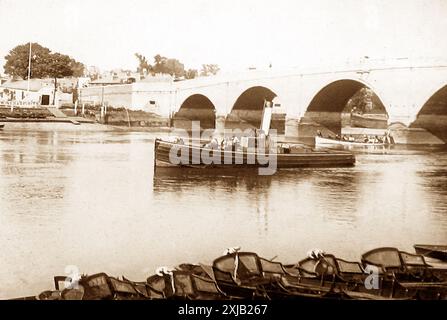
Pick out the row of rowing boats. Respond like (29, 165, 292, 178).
(16, 244, 447, 300)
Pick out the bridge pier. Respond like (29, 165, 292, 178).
(214, 114, 226, 137)
(285, 116, 300, 139)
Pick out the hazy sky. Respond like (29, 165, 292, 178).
(0, 0, 446, 74)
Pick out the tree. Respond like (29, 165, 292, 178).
(4, 42, 83, 105)
(4, 43, 51, 79)
(135, 53, 152, 76)
(165, 58, 185, 77)
(69, 59, 85, 77)
(200, 64, 220, 76)
(4, 42, 83, 81)
(152, 54, 168, 74)
(46, 53, 74, 104)
(185, 69, 198, 79)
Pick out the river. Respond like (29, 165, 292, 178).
(0, 123, 446, 299)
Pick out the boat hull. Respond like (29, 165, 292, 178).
(315, 136, 387, 147)
(154, 139, 355, 169)
(414, 244, 447, 262)
(351, 113, 388, 129)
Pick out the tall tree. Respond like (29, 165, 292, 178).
(135, 53, 152, 76)
(4, 42, 83, 105)
(185, 69, 198, 79)
(46, 53, 74, 104)
(4, 43, 51, 79)
(152, 54, 168, 74)
(200, 64, 220, 76)
(4, 42, 82, 80)
(165, 58, 185, 77)
(69, 59, 85, 77)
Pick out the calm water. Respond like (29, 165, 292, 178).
(1, 123, 447, 299)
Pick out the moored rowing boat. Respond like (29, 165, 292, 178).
(414, 244, 447, 262)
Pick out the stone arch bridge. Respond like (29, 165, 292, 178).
(131, 58, 447, 143)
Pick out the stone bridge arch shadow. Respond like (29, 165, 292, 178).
(302, 79, 389, 137)
(410, 84, 447, 142)
(226, 86, 285, 134)
(173, 94, 216, 130)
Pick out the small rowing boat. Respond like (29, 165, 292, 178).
(315, 136, 388, 147)
(0, 124, 4, 130)
(351, 113, 388, 129)
(414, 244, 447, 262)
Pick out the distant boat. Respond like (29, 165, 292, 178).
(414, 244, 447, 261)
(315, 136, 389, 147)
(351, 113, 388, 129)
(0, 124, 4, 130)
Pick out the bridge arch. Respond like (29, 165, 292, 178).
(226, 85, 285, 133)
(411, 84, 447, 141)
(303, 79, 389, 135)
(173, 93, 216, 130)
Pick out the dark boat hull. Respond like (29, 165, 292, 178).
(154, 139, 355, 169)
(414, 244, 447, 261)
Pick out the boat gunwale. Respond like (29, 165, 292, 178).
(156, 138, 355, 157)
(315, 136, 388, 147)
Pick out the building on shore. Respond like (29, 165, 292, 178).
(79, 74, 175, 116)
(0, 78, 74, 107)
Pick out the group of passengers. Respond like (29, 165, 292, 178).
(318, 129, 391, 144)
(204, 136, 241, 151)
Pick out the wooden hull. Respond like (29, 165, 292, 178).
(154, 139, 355, 169)
(351, 113, 388, 129)
(414, 244, 447, 261)
(315, 136, 387, 147)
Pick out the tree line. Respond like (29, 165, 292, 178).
(135, 53, 219, 79)
(2, 42, 220, 87)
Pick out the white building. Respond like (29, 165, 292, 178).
(0, 78, 74, 107)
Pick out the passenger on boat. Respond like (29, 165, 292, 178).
(348, 135, 355, 142)
(206, 137, 219, 149)
(232, 136, 240, 151)
(317, 130, 323, 137)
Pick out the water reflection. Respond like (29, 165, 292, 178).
(0, 124, 447, 299)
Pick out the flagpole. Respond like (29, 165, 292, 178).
(27, 42, 32, 94)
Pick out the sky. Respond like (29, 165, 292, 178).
(0, 0, 446, 74)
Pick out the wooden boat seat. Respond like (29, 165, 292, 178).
(361, 247, 404, 274)
(259, 257, 288, 279)
(81, 273, 113, 300)
(213, 252, 265, 283)
(171, 271, 196, 298)
(191, 274, 227, 299)
(146, 275, 167, 299)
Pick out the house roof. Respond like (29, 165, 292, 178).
(1, 78, 78, 91)
(89, 78, 123, 85)
(1, 79, 44, 91)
